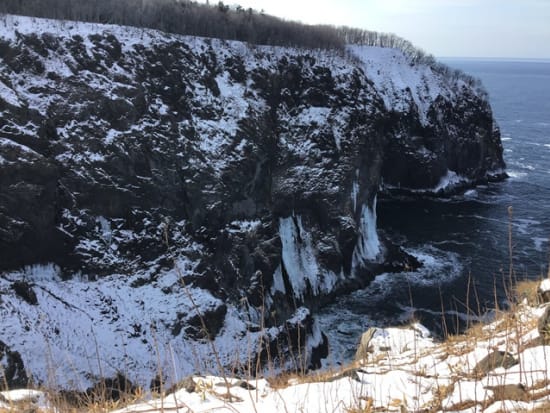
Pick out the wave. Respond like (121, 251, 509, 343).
(397, 304, 494, 324)
(533, 237, 549, 252)
(507, 170, 528, 179)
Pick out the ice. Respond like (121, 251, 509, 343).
(9, 263, 61, 282)
(350, 170, 360, 212)
(270, 265, 286, 294)
(279, 215, 338, 299)
(279, 215, 321, 299)
(352, 197, 381, 268)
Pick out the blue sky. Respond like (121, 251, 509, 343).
(219, 0, 550, 58)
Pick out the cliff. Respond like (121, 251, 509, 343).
(0, 14, 505, 388)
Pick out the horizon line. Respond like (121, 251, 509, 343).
(437, 56, 550, 62)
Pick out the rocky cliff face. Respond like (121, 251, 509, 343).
(0, 15, 505, 388)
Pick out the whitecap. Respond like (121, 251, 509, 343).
(507, 170, 528, 179)
(510, 161, 535, 170)
(402, 247, 463, 286)
(515, 218, 541, 236)
(398, 304, 492, 324)
(532, 237, 549, 252)
(363, 246, 463, 291)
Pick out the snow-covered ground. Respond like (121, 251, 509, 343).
(102, 299, 550, 413)
(3, 283, 550, 413)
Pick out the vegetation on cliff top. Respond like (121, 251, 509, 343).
(0, 0, 482, 89)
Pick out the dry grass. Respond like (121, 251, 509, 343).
(515, 279, 544, 306)
(522, 401, 550, 412)
(265, 359, 371, 390)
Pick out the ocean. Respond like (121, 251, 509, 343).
(318, 59, 550, 364)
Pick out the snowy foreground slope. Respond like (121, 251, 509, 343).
(0, 14, 505, 388)
(110, 301, 550, 413)
(4, 289, 550, 413)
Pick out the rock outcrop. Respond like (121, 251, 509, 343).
(0, 15, 505, 388)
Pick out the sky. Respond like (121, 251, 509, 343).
(213, 0, 550, 59)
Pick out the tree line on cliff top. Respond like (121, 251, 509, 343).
(0, 0, 483, 90)
(0, 0, 429, 57)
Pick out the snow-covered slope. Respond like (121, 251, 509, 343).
(0, 14, 505, 388)
(4, 294, 549, 413)
(105, 300, 550, 413)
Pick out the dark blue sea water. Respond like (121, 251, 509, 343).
(319, 59, 550, 364)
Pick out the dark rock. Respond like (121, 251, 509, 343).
(237, 380, 255, 390)
(0, 340, 29, 389)
(87, 373, 136, 402)
(182, 377, 197, 393)
(11, 281, 38, 305)
(486, 383, 529, 402)
(0, 139, 67, 271)
(473, 351, 518, 377)
(184, 303, 227, 340)
(149, 374, 163, 393)
(538, 306, 550, 343)
(309, 332, 329, 370)
(355, 327, 377, 361)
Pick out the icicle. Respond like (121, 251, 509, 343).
(278, 215, 338, 299)
(352, 196, 381, 269)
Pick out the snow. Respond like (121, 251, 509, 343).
(0, 79, 23, 107)
(100, 295, 550, 413)
(104, 128, 123, 144)
(348, 45, 445, 125)
(227, 219, 261, 233)
(0, 258, 267, 390)
(0, 389, 51, 411)
(540, 278, 550, 293)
